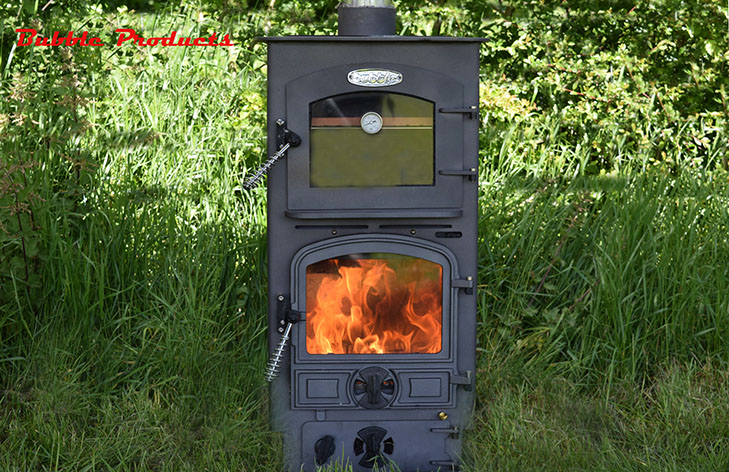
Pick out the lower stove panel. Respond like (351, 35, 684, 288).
(294, 369, 455, 409)
(301, 420, 459, 472)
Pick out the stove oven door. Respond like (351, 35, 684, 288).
(285, 63, 474, 219)
(287, 235, 465, 410)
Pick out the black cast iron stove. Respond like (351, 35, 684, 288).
(250, 2, 482, 469)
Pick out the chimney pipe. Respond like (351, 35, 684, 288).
(337, 0, 396, 36)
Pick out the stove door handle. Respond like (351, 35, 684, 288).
(242, 119, 301, 190)
(264, 322, 292, 383)
(242, 142, 291, 190)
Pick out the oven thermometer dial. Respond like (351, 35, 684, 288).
(361, 112, 383, 134)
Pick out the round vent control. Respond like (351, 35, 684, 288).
(352, 366, 396, 409)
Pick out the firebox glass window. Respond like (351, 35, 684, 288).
(309, 93, 434, 187)
(305, 253, 443, 354)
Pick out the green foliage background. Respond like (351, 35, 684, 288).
(1, 0, 728, 470)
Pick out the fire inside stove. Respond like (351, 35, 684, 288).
(305, 253, 442, 355)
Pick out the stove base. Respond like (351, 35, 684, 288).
(292, 420, 461, 472)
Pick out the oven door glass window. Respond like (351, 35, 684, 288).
(305, 253, 443, 354)
(310, 93, 434, 188)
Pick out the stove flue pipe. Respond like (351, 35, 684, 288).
(337, 0, 396, 36)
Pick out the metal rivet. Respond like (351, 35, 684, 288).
(277, 327, 284, 333)
(277, 295, 285, 301)
(438, 411, 448, 420)
(331, 229, 338, 235)
(279, 320, 285, 325)
(410, 229, 416, 235)
(276, 119, 284, 126)
(467, 276, 473, 281)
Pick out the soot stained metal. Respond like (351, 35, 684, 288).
(252, 2, 483, 469)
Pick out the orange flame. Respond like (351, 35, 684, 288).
(306, 257, 442, 354)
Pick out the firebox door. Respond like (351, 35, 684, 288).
(289, 234, 462, 365)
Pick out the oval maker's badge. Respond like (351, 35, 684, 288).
(348, 69, 403, 87)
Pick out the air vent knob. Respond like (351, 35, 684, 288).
(314, 435, 336, 466)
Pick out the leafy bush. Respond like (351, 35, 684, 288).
(468, 0, 728, 174)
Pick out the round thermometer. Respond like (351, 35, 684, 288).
(360, 112, 383, 134)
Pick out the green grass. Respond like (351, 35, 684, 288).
(478, 171, 729, 385)
(1, 2, 729, 471)
(465, 360, 729, 471)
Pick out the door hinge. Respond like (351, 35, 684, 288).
(430, 426, 460, 439)
(429, 460, 460, 471)
(450, 371, 473, 391)
(439, 105, 478, 120)
(439, 168, 478, 182)
(451, 277, 474, 295)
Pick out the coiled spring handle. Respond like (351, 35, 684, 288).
(265, 294, 302, 383)
(265, 322, 292, 382)
(243, 119, 301, 190)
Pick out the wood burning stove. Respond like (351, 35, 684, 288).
(250, 2, 482, 470)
